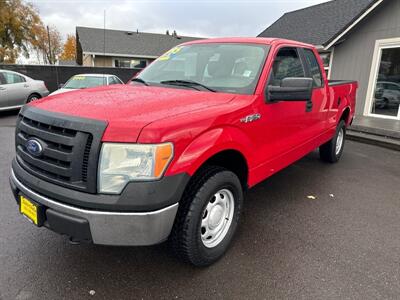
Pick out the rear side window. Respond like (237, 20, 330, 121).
(108, 76, 121, 85)
(270, 47, 305, 85)
(3, 72, 25, 84)
(0, 72, 6, 85)
(303, 49, 323, 87)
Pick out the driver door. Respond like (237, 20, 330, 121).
(254, 46, 312, 168)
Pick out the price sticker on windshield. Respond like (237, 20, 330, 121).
(73, 76, 85, 80)
(159, 46, 182, 61)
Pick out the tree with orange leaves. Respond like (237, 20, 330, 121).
(60, 35, 76, 61)
(0, 0, 43, 63)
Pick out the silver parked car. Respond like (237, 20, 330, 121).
(375, 81, 400, 108)
(0, 70, 49, 111)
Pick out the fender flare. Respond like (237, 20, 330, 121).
(339, 104, 352, 126)
(168, 126, 254, 177)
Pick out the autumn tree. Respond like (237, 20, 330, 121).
(32, 25, 62, 64)
(60, 35, 76, 61)
(0, 0, 43, 63)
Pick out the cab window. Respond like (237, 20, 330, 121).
(303, 48, 323, 87)
(270, 47, 305, 86)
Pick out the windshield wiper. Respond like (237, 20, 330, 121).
(160, 80, 216, 92)
(131, 77, 149, 86)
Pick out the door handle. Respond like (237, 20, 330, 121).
(23, 84, 29, 88)
(0, 87, 6, 90)
(306, 101, 313, 112)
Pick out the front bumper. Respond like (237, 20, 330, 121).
(10, 169, 179, 246)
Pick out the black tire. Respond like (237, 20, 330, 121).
(319, 120, 346, 163)
(382, 98, 389, 109)
(377, 98, 389, 109)
(27, 93, 41, 103)
(169, 165, 243, 267)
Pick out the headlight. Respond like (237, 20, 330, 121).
(98, 143, 173, 194)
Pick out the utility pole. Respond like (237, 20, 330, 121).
(103, 10, 106, 68)
(47, 25, 52, 64)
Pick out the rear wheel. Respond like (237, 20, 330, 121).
(169, 166, 243, 267)
(319, 120, 346, 163)
(377, 98, 389, 109)
(26, 94, 41, 103)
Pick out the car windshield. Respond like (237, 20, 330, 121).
(137, 43, 270, 94)
(63, 75, 107, 89)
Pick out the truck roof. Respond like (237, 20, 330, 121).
(181, 37, 314, 48)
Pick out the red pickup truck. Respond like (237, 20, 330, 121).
(10, 38, 357, 266)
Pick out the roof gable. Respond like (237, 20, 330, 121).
(76, 27, 203, 57)
(258, 0, 380, 48)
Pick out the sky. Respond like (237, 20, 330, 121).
(32, 0, 330, 40)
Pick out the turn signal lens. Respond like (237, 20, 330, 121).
(154, 143, 174, 178)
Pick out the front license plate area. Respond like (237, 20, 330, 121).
(20, 195, 45, 226)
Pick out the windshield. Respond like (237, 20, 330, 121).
(63, 75, 107, 89)
(137, 43, 269, 94)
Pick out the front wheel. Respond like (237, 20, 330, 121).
(169, 166, 243, 267)
(319, 120, 346, 163)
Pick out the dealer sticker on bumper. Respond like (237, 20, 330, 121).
(20, 195, 39, 225)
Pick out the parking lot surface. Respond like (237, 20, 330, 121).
(1, 110, 400, 299)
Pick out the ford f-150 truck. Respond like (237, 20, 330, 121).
(10, 38, 357, 266)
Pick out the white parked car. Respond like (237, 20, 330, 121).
(375, 81, 400, 108)
(50, 74, 124, 96)
(0, 70, 49, 111)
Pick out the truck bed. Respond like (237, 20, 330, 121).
(328, 80, 358, 86)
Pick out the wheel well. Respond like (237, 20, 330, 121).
(27, 93, 41, 101)
(201, 150, 249, 190)
(340, 107, 350, 125)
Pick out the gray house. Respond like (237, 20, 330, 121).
(258, 0, 400, 123)
(76, 26, 202, 69)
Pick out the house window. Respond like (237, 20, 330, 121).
(114, 58, 147, 69)
(369, 46, 400, 118)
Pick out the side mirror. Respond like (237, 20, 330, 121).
(58, 83, 64, 89)
(268, 77, 313, 102)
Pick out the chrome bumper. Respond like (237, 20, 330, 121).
(11, 170, 178, 246)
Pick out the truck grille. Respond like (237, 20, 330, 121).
(15, 106, 107, 193)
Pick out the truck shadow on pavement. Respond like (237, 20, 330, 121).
(27, 150, 346, 294)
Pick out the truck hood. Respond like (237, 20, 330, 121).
(31, 84, 236, 142)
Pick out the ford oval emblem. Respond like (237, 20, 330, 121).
(26, 139, 43, 156)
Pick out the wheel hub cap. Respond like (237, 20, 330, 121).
(209, 206, 224, 229)
(335, 128, 344, 155)
(200, 188, 235, 248)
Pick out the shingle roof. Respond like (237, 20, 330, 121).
(76, 26, 203, 57)
(258, 0, 380, 47)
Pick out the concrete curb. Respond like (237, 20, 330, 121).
(347, 130, 400, 151)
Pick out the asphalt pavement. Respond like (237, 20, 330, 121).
(1, 110, 400, 299)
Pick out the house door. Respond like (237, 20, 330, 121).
(366, 38, 400, 120)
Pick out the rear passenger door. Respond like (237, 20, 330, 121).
(300, 48, 329, 135)
(1, 72, 29, 107)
